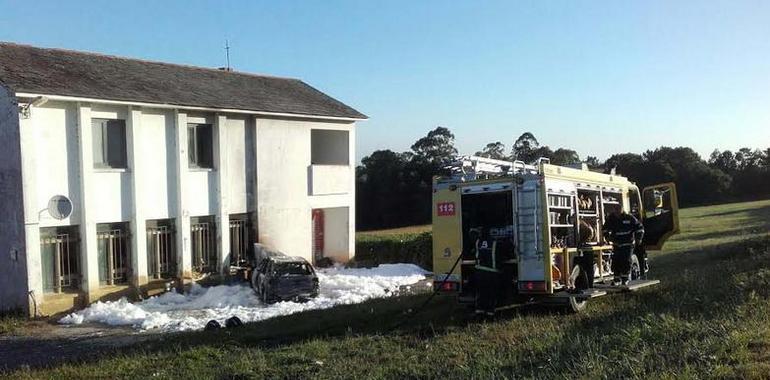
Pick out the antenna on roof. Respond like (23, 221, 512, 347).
(224, 39, 231, 71)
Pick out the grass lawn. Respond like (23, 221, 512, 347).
(9, 199, 770, 379)
(0, 312, 24, 336)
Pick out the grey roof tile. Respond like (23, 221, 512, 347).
(0, 42, 366, 120)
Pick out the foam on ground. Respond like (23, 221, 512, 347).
(59, 264, 430, 332)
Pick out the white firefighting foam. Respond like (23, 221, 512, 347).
(59, 264, 429, 332)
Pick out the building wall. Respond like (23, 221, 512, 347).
(225, 115, 252, 215)
(32, 101, 82, 228)
(10, 97, 357, 314)
(0, 86, 29, 312)
(255, 118, 356, 262)
(140, 109, 177, 220)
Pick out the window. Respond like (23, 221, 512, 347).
(311, 129, 349, 165)
(229, 213, 255, 266)
(188, 123, 213, 169)
(191, 216, 217, 273)
(97, 222, 131, 286)
(40, 226, 80, 293)
(147, 219, 176, 280)
(92, 119, 127, 169)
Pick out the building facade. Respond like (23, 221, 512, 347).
(0, 43, 366, 316)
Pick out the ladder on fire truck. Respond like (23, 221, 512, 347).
(445, 155, 544, 181)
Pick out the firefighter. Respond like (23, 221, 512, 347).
(603, 209, 644, 286)
(474, 227, 500, 316)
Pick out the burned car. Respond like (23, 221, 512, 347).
(249, 249, 319, 303)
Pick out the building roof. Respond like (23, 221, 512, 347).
(0, 42, 366, 120)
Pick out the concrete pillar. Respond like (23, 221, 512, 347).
(173, 110, 192, 282)
(76, 104, 100, 301)
(347, 124, 356, 261)
(19, 114, 43, 314)
(127, 107, 148, 287)
(250, 116, 259, 243)
(214, 113, 230, 275)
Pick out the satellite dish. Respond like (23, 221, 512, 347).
(47, 195, 73, 220)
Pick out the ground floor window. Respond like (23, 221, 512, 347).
(229, 213, 254, 266)
(191, 216, 217, 273)
(147, 219, 176, 280)
(40, 226, 80, 293)
(97, 222, 131, 285)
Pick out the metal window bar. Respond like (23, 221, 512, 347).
(147, 225, 176, 279)
(229, 219, 249, 266)
(40, 233, 80, 293)
(192, 221, 216, 273)
(98, 228, 130, 285)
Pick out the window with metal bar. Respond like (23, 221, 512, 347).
(40, 226, 81, 293)
(191, 216, 217, 273)
(229, 213, 254, 266)
(146, 219, 177, 280)
(97, 223, 131, 286)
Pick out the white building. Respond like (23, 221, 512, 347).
(0, 42, 366, 316)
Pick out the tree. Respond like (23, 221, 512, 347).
(585, 155, 601, 169)
(550, 148, 580, 166)
(735, 148, 762, 170)
(410, 126, 458, 167)
(641, 147, 731, 206)
(511, 132, 539, 163)
(356, 150, 410, 229)
(604, 153, 643, 174)
(709, 150, 738, 174)
(475, 141, 507, 160)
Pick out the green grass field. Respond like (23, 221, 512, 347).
(0, 312, 24, 336)
(9, 199, 770, 379)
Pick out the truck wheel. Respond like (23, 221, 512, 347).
(568, 296, 588, 313)
(630, 254, 641, 281)
(568, 265, 589, 313)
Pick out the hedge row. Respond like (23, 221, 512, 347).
(353, 232, 432, 270)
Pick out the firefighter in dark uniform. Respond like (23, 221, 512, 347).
(603, 209, 644, 286)
(474, 227, 500, 316)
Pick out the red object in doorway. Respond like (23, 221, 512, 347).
(312, 209, 325, 262)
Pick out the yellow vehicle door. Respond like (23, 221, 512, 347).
(432, 182, 463, 285)
(641, 182, 680, 250)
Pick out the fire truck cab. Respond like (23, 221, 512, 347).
(432, 156, 679, 311)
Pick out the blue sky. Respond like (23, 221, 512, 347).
(1, 0, 768, 162)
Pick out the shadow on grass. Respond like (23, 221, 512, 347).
(694, 203, 770, 219)
(675, 204, 770, 243)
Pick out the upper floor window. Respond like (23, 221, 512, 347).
(311, 129, 349, 165)
(188, 123, 213, 169)
(92, 119, 127, 169)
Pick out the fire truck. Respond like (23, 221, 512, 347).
(432, 156, 679, 311)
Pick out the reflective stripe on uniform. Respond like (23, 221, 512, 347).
(475, 240, 499, 272)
